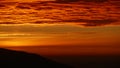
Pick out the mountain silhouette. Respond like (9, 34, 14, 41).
(0, 48, 72, 68)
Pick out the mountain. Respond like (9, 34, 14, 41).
(0, 48, 72, 68)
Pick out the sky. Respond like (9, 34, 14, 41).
(0, 0, 120, 56)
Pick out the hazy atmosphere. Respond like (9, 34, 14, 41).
(0, 0, 120, 68)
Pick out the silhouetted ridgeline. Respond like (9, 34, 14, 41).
(0, 48, 72, 68)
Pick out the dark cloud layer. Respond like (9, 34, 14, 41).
(55, 0, 109, 3)
(32, 19, 118, 27)
(0, 1, 119, 27)
(62, 19, 118, 26)
(55, 0, 80, 3)
(80, 19, 118, 26)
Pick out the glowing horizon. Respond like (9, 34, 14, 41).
(0, 24, 119, 47)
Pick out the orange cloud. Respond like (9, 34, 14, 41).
(0, 1, 119, 27)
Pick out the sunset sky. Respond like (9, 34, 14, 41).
(0, 0, 120, 56)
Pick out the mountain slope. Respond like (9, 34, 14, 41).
(0, 48, 72, 68)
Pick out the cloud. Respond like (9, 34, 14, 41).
(30, 18, 119, 27)
(0, 22, 18, 24)
(61, 19, 118, 26)
(15, 4, 31, 9)
(54, 0, 109, 4)
(81, 0, 109, 3)
(81, 19, 118, 26)
(0, 24, 96, 34)
(0, 4, 6, 7)
(55, 0, 80, 3)
(0, 1, 119, 27)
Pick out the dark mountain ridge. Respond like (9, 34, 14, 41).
(0, 48, 71, 68)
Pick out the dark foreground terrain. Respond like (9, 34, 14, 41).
(0, 48, 71, 68)
(0, 47, 120, 68)
(49, 55, 120, 68)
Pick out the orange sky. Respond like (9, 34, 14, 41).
(0, 0, 119, 46)
(0, 24, 120, 47)
(0, 0, 120, 56)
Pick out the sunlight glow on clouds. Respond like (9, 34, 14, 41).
(0, 0, 119, 26)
